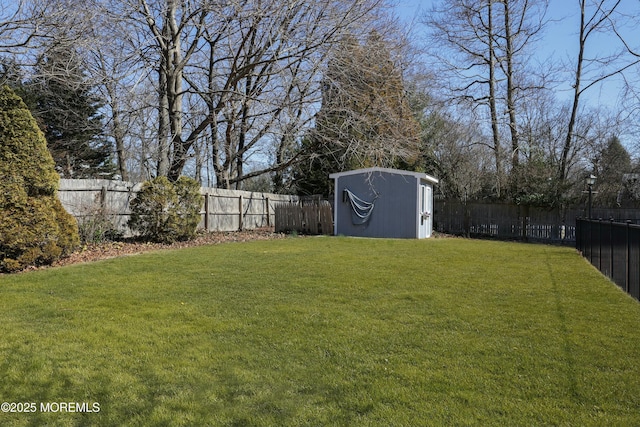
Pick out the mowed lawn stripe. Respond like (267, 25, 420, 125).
(0, 237, 638, 426)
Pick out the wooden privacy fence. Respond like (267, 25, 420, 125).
(274, 200, 333, 235)
(58, 179, 298, 235)
(576, 218, 640, 301)
(200, 188, 297, 232)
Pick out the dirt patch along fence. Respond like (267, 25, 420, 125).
(274, 200, 333, 235)
(58, 179, 298, 236)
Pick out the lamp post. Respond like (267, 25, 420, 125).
(586, 174, 596, 219)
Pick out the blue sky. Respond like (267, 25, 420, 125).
(394, 0, 640, 110)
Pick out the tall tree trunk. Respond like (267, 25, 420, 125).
(156, 21, 171, 177)
(487, 0, 503, 198)
(560, 0, 586, 189)
(104, 77, 129, 181)
(236, 75, 251, 190)
(166, 0, 185, 182)
(112, 107, 128, 181)
(503, 0, 520, 196)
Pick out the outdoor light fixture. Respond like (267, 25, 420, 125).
(586, 174, 596, 219)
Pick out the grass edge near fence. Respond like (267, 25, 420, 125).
(576, 218, 640, 301)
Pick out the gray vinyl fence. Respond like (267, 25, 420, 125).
(58, 179, 298, 236)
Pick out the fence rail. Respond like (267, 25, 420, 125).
(576, 219, 640, 301)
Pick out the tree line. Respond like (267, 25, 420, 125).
(1, 0, 639, 208)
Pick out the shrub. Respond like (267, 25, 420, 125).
(173, 176, 203, 240)
(78, 211, 123, 244)
(0, 86, 79, 272)
(77, 196, 123, 244)
(128, 176, 202, 243)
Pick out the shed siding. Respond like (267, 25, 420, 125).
(334, 171, 418, 238)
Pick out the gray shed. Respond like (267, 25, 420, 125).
(330, 167, 439, 239)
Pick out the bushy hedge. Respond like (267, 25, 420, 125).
(0, 86, 79, 272)
(128, 176, 202, 243)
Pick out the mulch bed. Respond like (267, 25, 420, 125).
(48, 228, 289, 269)
(17, 230, 451, 273)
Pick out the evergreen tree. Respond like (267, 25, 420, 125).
(294, 135, 339, 197)
(594, 136, 632, 207)
(0, 85, 79, 272)
(295, 33, 420, 196)
(27, 42, 113, 178)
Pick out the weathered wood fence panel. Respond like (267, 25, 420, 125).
(58, 179, 298, 235)
(58, 179, 140, 234)
(200, 187, 297, 232)
(274, 201, 333, 235)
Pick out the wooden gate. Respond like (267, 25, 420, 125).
(274, 201, 333, 235)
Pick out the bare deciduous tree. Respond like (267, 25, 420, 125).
(559, 0, 640, 194)
(0, 0, 42, 53)
(425, 0, 549, 199)
(93, 0, 387, 188)
(497, 0, 548, 195)
(426, 0, 503, 196)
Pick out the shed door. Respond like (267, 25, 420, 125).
(419, 184, 433, 238)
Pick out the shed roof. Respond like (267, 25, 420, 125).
(329, 167, 438, 184)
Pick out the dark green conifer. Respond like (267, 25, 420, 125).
(28, 43, 113, 178)
(0, 85, 79, 272)
(295, 33, 419, 196)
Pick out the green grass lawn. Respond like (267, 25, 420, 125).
(0, 237, 639, 426)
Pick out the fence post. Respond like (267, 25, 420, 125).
(627, 220, 632, 294)
(463, 203, 470, 238)
(598, 219, 602, 271)
(266, 197, 270, 227)
(238, 195, 244, 231)
(610, 219, 614, 280)
(585, 219, 595, 266)
(576, 218, 582, 253)
(521, 205, 529, 242)
(100, 186, 107, 211)
(204, 193, 210, 231)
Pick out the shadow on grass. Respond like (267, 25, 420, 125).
(546, 251, 580, 403)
